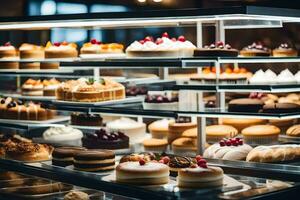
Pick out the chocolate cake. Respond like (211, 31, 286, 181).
(194, 41, 238, 57)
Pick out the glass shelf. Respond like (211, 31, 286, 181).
(218, 56, 300, 63)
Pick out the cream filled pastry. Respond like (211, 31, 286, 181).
(116, 160, 169, 185)
(204, 138, 253, 161)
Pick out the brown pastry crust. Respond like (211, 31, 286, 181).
(40, 62, 59, 69)
(0, 62, 19, 69)
(286, 125, 300, 137)
(19, 62, 40, 69)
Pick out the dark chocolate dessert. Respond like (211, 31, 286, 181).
(228, 98, 264, 113)
(71, 112, 103, 126)
(194, 41, 238, 57)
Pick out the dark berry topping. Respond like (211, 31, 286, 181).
(4, 42, 11, 46)
(162, 32, 169, 38)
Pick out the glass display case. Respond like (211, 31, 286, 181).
(0, 5, 300, 199)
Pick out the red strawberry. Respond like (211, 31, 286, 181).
(162, 32, 169, 38)
(171, 37, 177, 42)
(178, 36, 186, 42)
(139, 40, 145, 44)
(195, 155, 202, 162)
(90, 39, 97, 44)
(53, 42, 61, 47)
(139, 159, 146, 165)
(156, 38, 163, 45)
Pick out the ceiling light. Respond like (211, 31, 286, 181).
(137, 0, 146, 3)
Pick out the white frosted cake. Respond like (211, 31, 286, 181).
(43, 126, 83, 146)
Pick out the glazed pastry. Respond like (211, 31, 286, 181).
(143, 138, 168, 152)
(82, 128, 129, 150)
(286, 125, 300, 137)
(240, 42, 271, 57)
(205, 125, 238, 143)
(148, 119, 174, 139)
(221, 118, 267, 132)
(177, 158, 224, 188)
(246, 144, 300, 163)
(21, 79, 44, 96)
(106, 117, 145, 144)
(168, 117, 197, 143)
(52, 147, 86, 167)
(272, 43, 298, 57)
(73, 150, 115, 172)
(126, 32, 196, 58)
(194, 41, 238, 57)
(43, 78, 60, 96)
(43, 126, 83, 146)
(228, 98, 264, 113)
(0, 42, 18, 69)
(203, 138, 253, 160)
(71, 112, 103, 126)
(242, 125, 280, 145)
(172, 137, 197, 156)
(5, 142, 53, 162)
(19, 43, 44, 69)
(116, 161, 169, 185)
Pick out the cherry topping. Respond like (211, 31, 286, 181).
(162, 32, 169, 38)
(235, 138, 241, 141)
(219, 140, 226, 147)
(156, 96, 164, 103)
(90, 39, 97, 44)
(53, 42, 61, 47)
(238, 140, 244, 145)
(190, 164, 198, 168)
(226, 140, 232, 146)
(144, 37, 151, 42)
(139, 40, 145, 45)
(232, 140, 238, 146)
(178, 36, 186, 42)
(4, 42, 11, 46)
(139, 159, 146, 165)
(162, 156, 170, 164)
(195, 155, 202, 162)
(197, 159, 207, 166)
(199, 163, 208, 168)
(216, 41, 224, 46)
(171, 37, 177, 42)
(158, 160, 164, 164)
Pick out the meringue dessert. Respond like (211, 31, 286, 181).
(126, 32, 196, 58)
(249, 69, 277, 84)
(276, 69, 296, 84)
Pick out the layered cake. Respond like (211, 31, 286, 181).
(204, 138, 253, 160)
(80, 39, 124, 57)
(262, 103, 300, 113)
(205, 125, 238, 143)
(148, 119, 174, 139)
(19, 43, 44, 69)
(246, 144, 300, 163)
(82, 128, 129, 150)
(21, 79, 44, 96)
(240, 42, 271, 57)
(43, 78, 60, 96)
(126, 32, 196, 58)
(45, 41, 78, 58)
(106, 117, 145, 144)
(43, 126, 83, 146)
(168, 117, 197, 143)
(194, 41, 238, 57)
(71, 112, 103, 126)
(0, 42, 18, 69)
(171, 137, 197, 156)
(5, 142, 53, 162)
(52, 147, 86, 167)
(221, 118, 267, 132)
(286, 125, 300, 137)
(0, 97, 55, 121)
(143, 93, 179, 111)
(272, 43, 298, 57)
(228, 98, 264, 113)
(56, 78, 125, 102)
(241, 125, 280, 145)
(177, 159, 224, 188)
(143, 138, 168, 152)
(73, 150, 115, 172)
(116, 160, 169, 185)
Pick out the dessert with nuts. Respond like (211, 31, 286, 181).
(177, 157, 224, 188)
(194, 41, 238, 57)
(240, 42, 271, 57)
(272, 43, 298, 57)
(204, 138, 253, 161)
(126, 32, 196, 58)
(82, 128, 129, 150)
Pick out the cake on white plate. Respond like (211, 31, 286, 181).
(43, 126, 83, 146)
(106, 117, 146, 144)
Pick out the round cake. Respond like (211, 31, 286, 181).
(45, 41, 78, 58)
(221, 118, 267, 132)
(228, 98, 264, 113)
(116, 161, 169, 185)
(240, 42, 271, 57)
(71, 112, 103, 126)
(171, 137, 197, 156)
(143, 138, 168, 152)
(0, 42, 18, 69)
(19, 43, 44, 69)
(262, 103, 300, 113)
(43, 126, 83, 146)
(43, 78, 60, 96)
(272, 43, 298, 57)
(286, 125, 300, 137)
(168, 118, 197, 143)
(203, 138, 253, 160)
(52, 147, 86, 167)
(106, 117, 146, 144)
(177, 162, 224, 188)
(148, 119, 174, 139)
(206, 125, 238, 143)
(82, 129, 129, 150)
(242, 125, 280, 145)
(73, 150, 115, 172)
(182, 128, 197, 146)
(194, 41, 238, 57)
(269, 119, 297, 134)
(80, 39, 124, 55)
(21, 79, 44, 96)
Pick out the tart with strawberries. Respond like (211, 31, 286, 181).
(126, 32, 196, 58)
(80, 39, 124, 59)
(194, 41, 238, 57)
(240, 42, 271, 57)
(0, 42, 19, 69)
